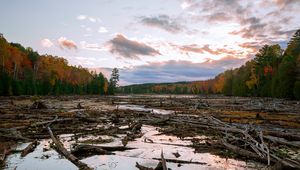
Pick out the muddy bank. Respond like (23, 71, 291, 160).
(0, 95, 299, 169)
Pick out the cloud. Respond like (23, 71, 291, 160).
(119, 57, 247, 85)
(139, 15, 184, 33)
(77, 15, 87, 20)
(181, 1, 192, 10)
(98, 26, 108, 33)
(106, 34, 161, 59)
(205, 12, 233, 23)
(77, 15, 99, 23)
(58, 37, 77, 50)
(170, 43, 239, 56)
(41, 38, 53, 48)
(239, 42, 261, 52)
(88, 67, 112, 78)
(273, 0, 300, 9)
(80, 41, 106, 51)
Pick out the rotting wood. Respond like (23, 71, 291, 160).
(21, 140, 39, 157)
(153, 157, 207, 165)
(161, 150, 167, 170)
(47, 126, 92, 170)
(264, 135, 300, 148)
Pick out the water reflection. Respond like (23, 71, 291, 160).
(5, 125, 262, 170)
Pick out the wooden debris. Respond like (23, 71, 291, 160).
(47, 126, 92, 170)
(21, 140, 39, 157)
(172, 152, 180, 158)
(77, 103, 84, 109)
(161, 150, 167, 170)
(30, 101, 48, 109)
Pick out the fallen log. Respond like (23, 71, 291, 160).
(136, 162, 163, 170)
(21, 140, 39, 157)
(161, 150, 167, 170)
(0, 148, 10, 165)
(47, 126, 92, 170)
(264, 135, 300, 148)
(153, 157, 207, 165)
(30, 118, 74, 127)
(71, 145, 112, 158)
(221, 140, 261, 159)
(30, 101, 48, 109)
(72, 144, 134, 152)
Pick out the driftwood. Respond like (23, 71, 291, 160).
(136, 162, 163, 170)
(135, 150, 168, 170)
(0, 148, 10, 164)
(30, 118, 74, 127)
(72, 144, 134, 152)
(264, 135, 300, 148)
(21, 140, 39, 157)
(0, 128, 29, 141)
(153, 158, 207, 165)
(47, 126, 92, 170)
(30, 101, 48, 109)
(160, 150, 167, 170)
(221, 140, 261, 159)
(77, 102, 84, 109)
(71, 145, 112, 158)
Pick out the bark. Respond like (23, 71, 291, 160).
(21, 140, 39, 157)
(47, 126, 92, 170)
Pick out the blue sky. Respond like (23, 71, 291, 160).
(1, 0, 300, 85)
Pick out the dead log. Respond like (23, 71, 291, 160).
(71, 145, 113, 158)
(264, 135, 300, 148)
(136, 160, 164, 170)
(30, 118, 74, 127)
(222, 140, 300, 169)
(47, 126, 92, 170)
(72, 144, 134, 152)
(221, 140, 261, 159)
(0, 148, 10, 164)
(135, 162, 155, 170)
(77, 102, 84, 109)
(161, 150, 167, 170)
(30, 101, 47, 109)
(0, 128, 29, 141)
(21, 140, 39, 157)
(153, 158, 207, 165)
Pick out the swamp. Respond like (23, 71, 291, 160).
(0, 95, 299, 170)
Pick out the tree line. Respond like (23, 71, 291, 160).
(0, 34, 119, 96)
(120, 29, 300, 99)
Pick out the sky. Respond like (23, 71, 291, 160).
(1, 0, 300, 85)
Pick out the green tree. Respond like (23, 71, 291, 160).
(108, 68, 119, 95)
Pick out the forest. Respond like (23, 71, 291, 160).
(0, 34, 119, 96)
(120, 29, 300, 99)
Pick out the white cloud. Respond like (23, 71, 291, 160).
(98, 26, 108, 33)
(77, 15, 87, 20)
(80, 41, 106, 51)
(77, 15, 99, 23)
(41, 38, 53, 48)
(181, 1, 191, 10)
(89, 17, 97, 22)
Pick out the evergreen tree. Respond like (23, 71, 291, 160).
(108, 68, 119, 95)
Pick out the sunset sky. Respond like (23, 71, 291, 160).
(1, 0, 300, 85)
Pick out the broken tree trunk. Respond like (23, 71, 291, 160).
(153, 158, 207, 165)
(264, 135, 300, 148)
(21, 140, 39, 157)
(71, 145, 110, 158)
(47, 126, 92, 170)
(72, 144, 134, 152)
